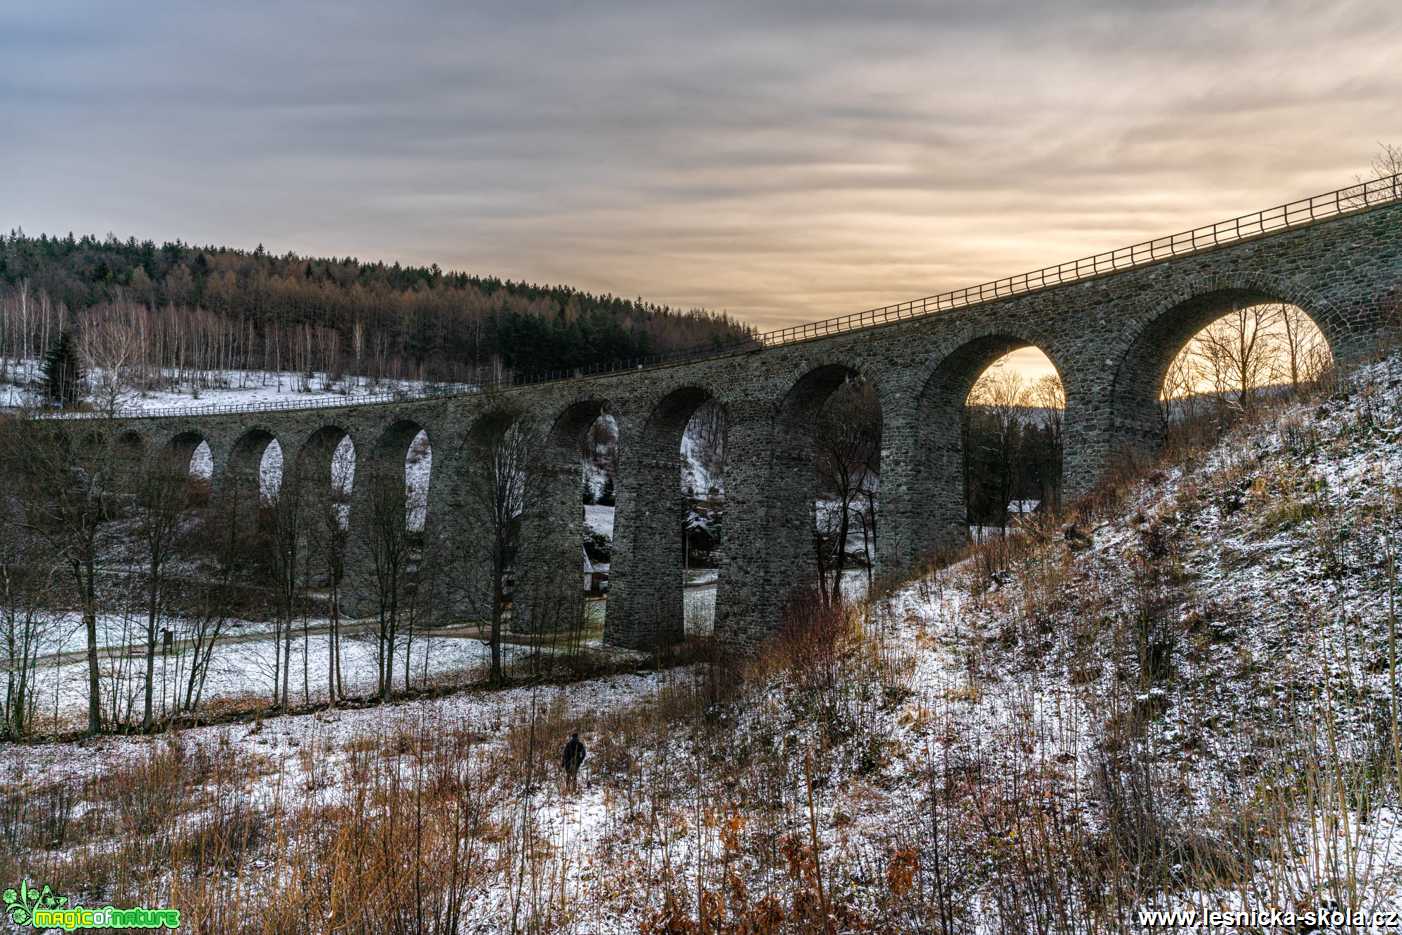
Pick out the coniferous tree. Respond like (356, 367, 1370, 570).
(41, 330, 83, 407)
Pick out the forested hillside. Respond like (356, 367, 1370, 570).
(0, 232, 753, 386)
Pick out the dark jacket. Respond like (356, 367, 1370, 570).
(562, 737, 586, 772)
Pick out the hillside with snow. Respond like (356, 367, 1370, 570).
(872, 355, 1402, 928)
(6, 354, 1401, 931)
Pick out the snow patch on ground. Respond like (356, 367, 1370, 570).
(584, 504, 614, 539)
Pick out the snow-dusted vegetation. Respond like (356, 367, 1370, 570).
(5, 346, 1401, 931)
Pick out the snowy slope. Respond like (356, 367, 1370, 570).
(870, 356, 1402, 925)
(948, 357, 1402, 803)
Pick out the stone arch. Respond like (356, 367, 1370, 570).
(426, 405, 535, 628)
(369, 418, 430, 463)
(114, 428, 145, 454)
(918, 334, 1066, 483)
(546, 398, 610, 453)
(76, 428, 154, 504)
(164, 430, 214, 504)
(295, 424, 355, 483)
(776, 362, 865, 434)
(1098, 273, 1343, 474)
(363, 418, 433, 532)
(112, 429, 147, 475)
(886, 333, 1068, 563)
(514, 398, 611, 634)
(774, 361, 880, 602)
(465, 406, 524, 447)
(228, 426, 278, 474)
(122, 428, 197, 503)
(339, 418, 433, 622)
(1120, 271, 1350, 369)
(164, 429, 209, 469)
(227, 427, 283, 505)
(639, 386, 713, 465)
(704, 360, 885, 650)
(606, 385, 723, 649)
(293, 425, 356, 526)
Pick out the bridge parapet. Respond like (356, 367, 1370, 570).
(23, 176, 1402, 654)
(36, 172, 1402, 424)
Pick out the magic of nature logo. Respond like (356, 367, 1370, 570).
(4, 881, 179, 930)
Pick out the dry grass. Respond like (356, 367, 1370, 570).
(6, 584, 1401, 932)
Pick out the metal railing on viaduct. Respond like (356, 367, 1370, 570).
(41, 171, 1402, 421)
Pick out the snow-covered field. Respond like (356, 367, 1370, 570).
(27, 624, 536, 729)
(1, 360, 457, 414)
(38, 611, 285, 658)
(28, 570, 857, 726)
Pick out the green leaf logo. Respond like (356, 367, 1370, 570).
(4, 881, 67, 925)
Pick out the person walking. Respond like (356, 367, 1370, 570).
(562, 731, 586, 794)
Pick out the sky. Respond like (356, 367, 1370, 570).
(3, 1, 1400, 380)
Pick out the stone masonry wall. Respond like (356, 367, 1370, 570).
(104, 201, 1402, 653)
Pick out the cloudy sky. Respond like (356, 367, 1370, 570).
(4, 0, 1400, 348)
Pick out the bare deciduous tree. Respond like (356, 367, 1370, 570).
(814, 381, 880, 606)
(80, 305, 144, 416)
(1162, 302, 1333, 420)
(1192, 303, 1282, 415)
(264, 452, 307, 708)
(967, 366, 1028, 530)
(464, 415, 545, 685)
(1370, 142, 1402, 182)
(1274, 303, 1331, 391)
(9, 419, 124, 734)
(1160, 350, 1204, 423)
(175, 483, 245, 716)
(305, 461, 350, 704)
(1028, 374, 1066, 511)
(0, 483, 57, 738)
(365, 464, 412, 700)
(132, 447, 191, 730)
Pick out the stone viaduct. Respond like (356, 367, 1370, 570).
(80, 177, 1402, 652)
